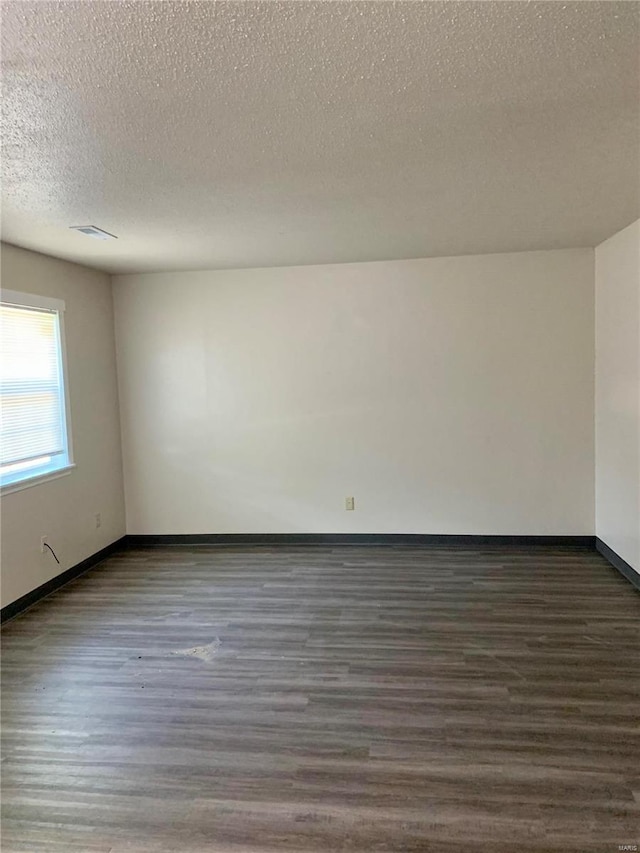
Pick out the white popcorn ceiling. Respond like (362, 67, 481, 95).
(1, 0, 639, 274)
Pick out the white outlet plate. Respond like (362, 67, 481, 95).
(345, 496, 355, 511)
(95, 513, 102, 529)
(40, 536, 48, 553)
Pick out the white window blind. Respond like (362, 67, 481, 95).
(1, 295, 71, 488)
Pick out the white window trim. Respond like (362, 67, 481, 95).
(1, 289, 66, 313)
(1, 463, 76, 495)
(0, 289, 75, 494)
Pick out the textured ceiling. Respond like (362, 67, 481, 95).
(1, 1, 639, 274)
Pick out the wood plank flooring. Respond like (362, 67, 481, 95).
(1, 544, 638, 852)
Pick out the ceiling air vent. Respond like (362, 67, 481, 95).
(70, 225, 117, 240)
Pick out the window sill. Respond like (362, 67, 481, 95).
(1, 464, 76, 496)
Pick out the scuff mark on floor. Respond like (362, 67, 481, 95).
(145, 611, 191, 622)
(171, 638, 222, 662)
(465, 643, 526, 681)
(582, 634, 614, 648)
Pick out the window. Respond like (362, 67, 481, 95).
(1, 290, 74, 491)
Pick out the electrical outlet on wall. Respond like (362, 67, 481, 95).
(95, 513, 102, 529)
(345, 496, 355, 511)
(40, 536, 49, 554)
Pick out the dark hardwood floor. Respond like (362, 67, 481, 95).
(1, 544, 638, 852)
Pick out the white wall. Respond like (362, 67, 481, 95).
(114, 249, 594, 536)
(595, 219, 640, 574)
(1, 244, 126, 608)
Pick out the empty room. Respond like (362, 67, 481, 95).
(1, 1, 639, 851)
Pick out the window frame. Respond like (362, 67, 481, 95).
(1, 289, 75, 494)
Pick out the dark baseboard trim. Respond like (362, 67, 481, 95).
(127, 533, 595, 548)
(595, 538, 640, 591)
(2, 533, 610, 625)
(1, 536, 129, 625)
